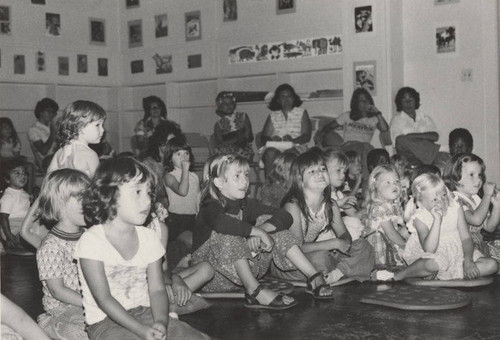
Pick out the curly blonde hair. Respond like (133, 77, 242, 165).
(56, 100, 106, 146)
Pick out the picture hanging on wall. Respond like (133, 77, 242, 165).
(131, 59, 144, 74)
(228, 35, 342, 64)
(436, 25, 456, 54)
(46, 13, 61, 37)
(14, 55, 25, 75)
(126, 0, 139, 9)
(98, 58, 108, 76)
(0, 6, 11, 35)
(0, 49, 2, 68)
(128, 20, 142, 48)
(435, 0, 459, 5)
(354, 5, 372, 33)
(277, 0, 295, 15)
(353, 60, 376, 96)
(36, 51, 45, 71)
(77, 54, 88, 73)
(31, 0, 46, 4)
(58, 56, 69, 75)
(185, 11, 201, 41)
(155, 14, 168, 38)
(223, 0, 237, 22)
(153, 53, 172, 74)
(90, 18, 105, 45)
(187, 54, 202, 69)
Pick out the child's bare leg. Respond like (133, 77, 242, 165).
(234, 259, 293, 305)
(475, 257, 498, 277)
(177, 262, 214, 292)
(176, 231, 193, 250)
(393, 258, 439, 281)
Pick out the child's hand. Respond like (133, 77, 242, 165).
(337, 196, 357, 209)
(484, 182, 496, 197)
(181, 160, 190, 172)
(463, 259, 480, 279)
(5, 235, 21, 249)
(142, 322, 166, 340)
(258, 222, 276, 233)
(331, 238, 351, 254)
(247, 236, 261, 253)
(491, 191, 500, 207)
(168, 276, 192, 306)
(258, 231, 274, 252)
(431, 204, 443, 219)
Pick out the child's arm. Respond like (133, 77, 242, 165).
(164, 162, 190, 196)
(1, 294, 51, 340)
(347, 175, 362, 198)
(485, 192, 500, 232)
(77, 148, 100, 178)
(414, 209, 442, 253)
(379, 221, 406, 247)
(0, 213, 22, 248)
(80, 258, 156, 339)
(456, 205, 481, 279)
(463, 182, 495, 226)
(45, 278, 83, 307)
(147, 258, 169, 339)
(20, 198, 43, 248)
(336, 195, 358, 216)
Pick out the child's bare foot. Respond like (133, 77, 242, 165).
(306, 272, 335, 299)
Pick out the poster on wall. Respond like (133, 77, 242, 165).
(435, 0, 459, 4)
(228, 35, 342, 64)
(90, 18, 105, 45)
(187, 54, 202, 69)
(276, 0, 295, 15)
(36, 51, 45, 71)
(46, 13, 61, 36)
(128, 20, 142, 48)
(126, 0, 139, 9)
(155, 14, 168, 38)
(0, 49, 2, 68)
(98, 58, 108, 76)
(0, 6, 11, 35)
(223, 0, 237, 22)
(185, 11, 201, 41)
(354, 6, 372, 33)
(14, 55, 25, 74)
(131, 59, 144, 74)
(353, 61, 376, 96)
(32, 0, 46, 4)
(153, 53, 172, 74)
(58, 56, 69, 75)
(436, 25, 456, 54)
(77, 54, 88, 73)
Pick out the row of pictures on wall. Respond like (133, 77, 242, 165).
(1, 50, 108, 77)
(229, 35, 342, 64)
(130, 53, 202, 75)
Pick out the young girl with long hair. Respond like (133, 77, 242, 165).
(192, 154, 334, 309)
(75, 157, 209, 339)
(36, 169, 90, 340)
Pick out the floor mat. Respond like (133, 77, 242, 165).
(360, 285, 472, 310)
(404, 276, 494, 287)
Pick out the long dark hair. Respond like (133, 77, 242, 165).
(268, 83, 303, 111)
(0, 117, 19, 142)
(163, 135, 194, 172)
(349, 88, 374, 121)
(395, 87, 420, 112)
(281, 150, 333, 235)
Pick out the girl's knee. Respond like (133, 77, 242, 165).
(423, 259, 439, 273)
(197, 262, 215, 280)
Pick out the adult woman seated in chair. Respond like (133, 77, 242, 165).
(316, 88, 389, 177)
(261, 83, 312, 176)
(390, 86, 440, 166)
(131, 95, 182, 158)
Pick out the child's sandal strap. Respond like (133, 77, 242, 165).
(307, 272, 323, 288)
(248, 285, 264, 299)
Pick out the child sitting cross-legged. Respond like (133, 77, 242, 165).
(36, 169, 91, 340)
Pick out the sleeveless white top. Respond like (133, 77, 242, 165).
(269, 107, 304, 140)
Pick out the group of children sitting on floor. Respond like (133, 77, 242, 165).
(1, 99, 500, 340)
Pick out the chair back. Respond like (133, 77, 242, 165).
(184, 132, 212, 171)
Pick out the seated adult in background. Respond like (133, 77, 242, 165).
(213, 91, 254, 163)
(131, 95, 181, 158)
(317, 88, 389, 177)
(261, 83, 312, 175)
(27, 98, 59, 173)
(390, 87, 440, 166)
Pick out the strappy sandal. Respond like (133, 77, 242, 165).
(305, 272, 335, 300)
(244, 285, 297, 310)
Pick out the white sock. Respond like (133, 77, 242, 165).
(375, 270, 395, 281)
(325, 268, 344, 284)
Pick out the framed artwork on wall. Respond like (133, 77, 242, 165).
(155, 14, 168, 38)
(98, 58, 108, 76)
(436, 25, 456, 54)
(90, 18, 105, 45)
(126, 0, 139, 9)
(0, 6, 11, 35)
(128, 20, 142, 48)
(353, 60, 376, 96)
(77, 54, 88, 73)
(153, 53, 172, 74)
(46, 13, 61, 36)
(354, 5, 373, 33)
(276, 0, 295, 15)
(223, 0, 237, 21)
(58, 56, 69, 76)
(187, 54, 202, 69)
(31, 0, 46, 4)
(131, 60, 144, 74)
(185, 11, 201, 41)
(14, 55, 25, 74)
(36, 51, 45, 71)
(435, 0, 459, 4)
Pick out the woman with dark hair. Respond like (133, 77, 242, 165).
(260, 83, 312, 175)
(131, 95, 182, 158)
(390, 86, 440, 166)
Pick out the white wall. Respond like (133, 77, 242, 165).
(403, 0, 500, 181)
